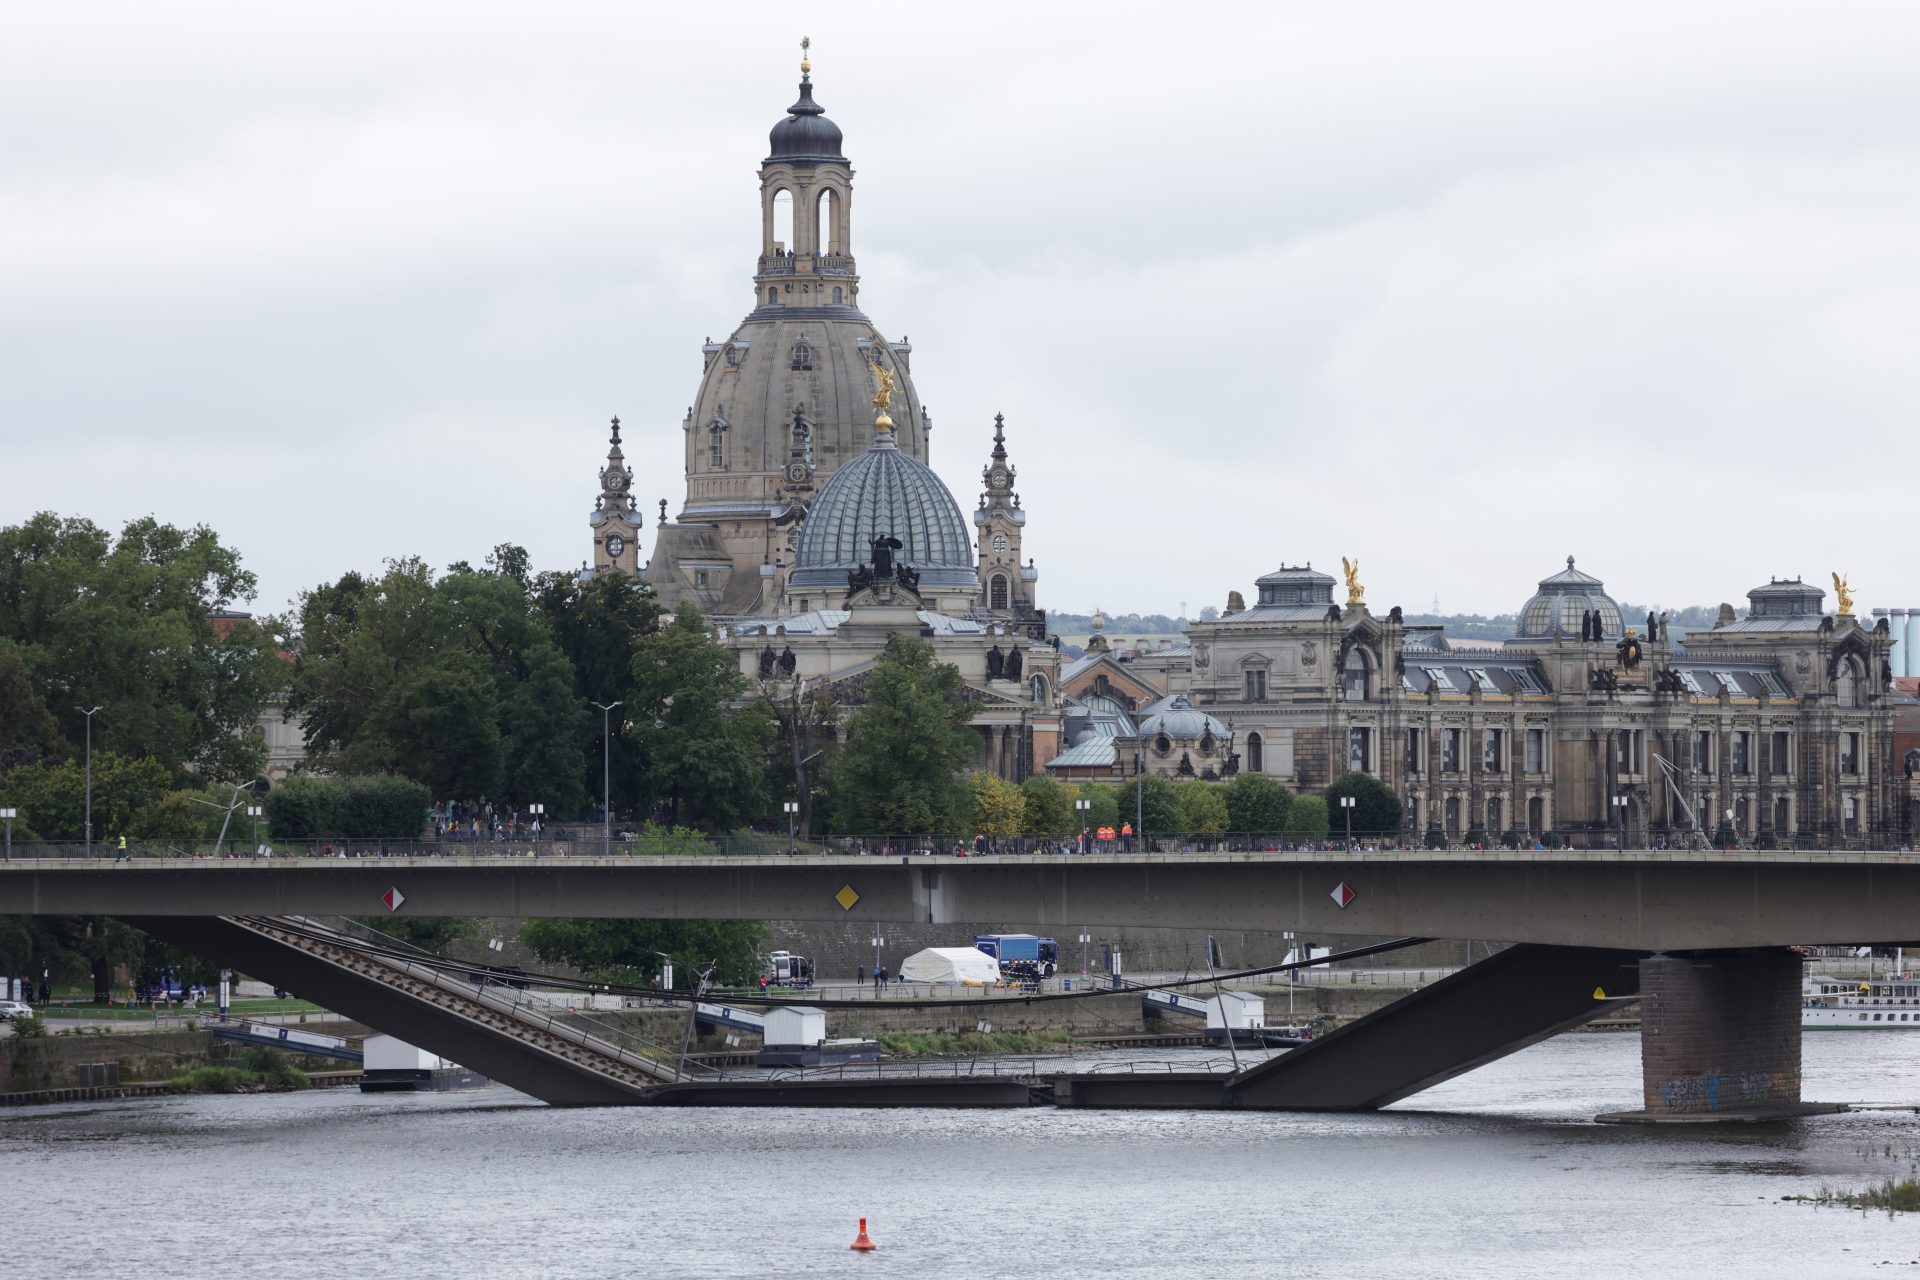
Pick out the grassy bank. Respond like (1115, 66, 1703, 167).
(877, 1030, 1077, 1058)
(1794, 1179, 1920, 1215)
(171, 1048, 309, 1093)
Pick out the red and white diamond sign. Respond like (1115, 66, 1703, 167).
(382, 886, 406, 913)
(1330, 881, 1356, 909)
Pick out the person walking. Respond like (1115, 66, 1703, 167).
(114, 834, 129, 863)
(872, 965, 881, 993)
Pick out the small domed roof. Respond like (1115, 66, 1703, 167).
(1137, 694, 1229, 743)
(790, 430, 977, 593)
(768, 81, 845, 163)
(1513, 556, 1624, 641)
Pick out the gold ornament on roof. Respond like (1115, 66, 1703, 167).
(870, 363, 895, 432)
(1832, 572, 1854, 616)
(800, 36, 811, 76)
(1341, 557, 1364, 607)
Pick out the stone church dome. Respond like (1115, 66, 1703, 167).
(768, 82, 845, 162)
(789, 430, 977, 594)
(1513, 556, 1625, 641)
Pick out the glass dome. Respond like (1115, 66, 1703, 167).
(789, 429, 978, 593)
(1513, 557, 1624, 641)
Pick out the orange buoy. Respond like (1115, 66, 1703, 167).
(850, 1217, 877, 1252)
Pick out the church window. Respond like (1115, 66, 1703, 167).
(771, 188, 793, 253)
(791, 343, 813, 371)
(1246, 732, 1263, 773)
(989, 575, 1008, 610)
(832, 286, 843, 304)
(1343, 650, 1371, 700)
(816, 188, 837, 254)
(1836, 659, 1862, 708)
(708, 425, 725, 469)
(767, 287, 777, 305)
(991, 533, 1008, 555)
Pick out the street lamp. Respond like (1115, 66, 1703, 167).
(783, 800, 799, 851)
(1612, 794, 1630, 852)
(590, 700, 623, 852)
(1133, 737, 1145, 849)
(76, 706, 101, 856)
(1074, 797, 1091, 854)
(245, 804, 262, 857)
(528, 803, 545, 847)
(871, 933, 884, 991)
(1339, 795, 1357, 849)
(0, 807, 15, 862)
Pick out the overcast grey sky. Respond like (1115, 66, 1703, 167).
(4, 2, 1916, 623)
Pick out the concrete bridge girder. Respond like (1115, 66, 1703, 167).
(8, 851, 1920, 951)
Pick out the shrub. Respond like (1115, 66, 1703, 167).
(1324, 772, 1404, 842)
(1423, 826, 1447, 850)
(171, 1066, 250, 1093)
(1501, 828, 1528, 850)
(1463, 825, 1489, 848)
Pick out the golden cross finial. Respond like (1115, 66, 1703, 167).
(800, 36, 811, 77)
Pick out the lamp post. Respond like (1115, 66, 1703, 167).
(1, 807, 14, 862)
(1133, 738, 1145, 849)
(528, 803, 545, 847)
(1074, 797, 1091, 854)
(245, 804, 262, 857)
(1612, 794, 1629, 852)
(783, 800, 799, 851)
(1078, 931, 1091, 974)
(590, 700, 623, 853)
(871, 933, 884, 992)
(76, 706, 101, 856)
(1339, 794, 1356, 850)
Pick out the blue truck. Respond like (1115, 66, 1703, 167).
(973, 933, 1059, 978)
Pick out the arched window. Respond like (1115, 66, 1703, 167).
(771, 189, 793, 253)
(816, 188, 837, 254)
(1029, 674, 1047, 705)
(791, 342, 813, 371)
(1246, 732, 1263, 773)
(831, 286, 843, 304)
(767, 287, 777, 306)
(1735, 796, 1750, 833)
(1343, 649, 1371, 701)
(708, 425, 725, 469)
(989, 575, 1009, 609)
(1836, 659, 1861, 708)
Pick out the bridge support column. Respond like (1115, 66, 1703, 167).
(1611, 948, 1835, 1122)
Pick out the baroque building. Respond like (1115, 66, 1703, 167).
(1044, 557, 1906, 847)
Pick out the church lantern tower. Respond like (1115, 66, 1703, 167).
(590, 416, 643, 575)
(975, 413, 1039, 623)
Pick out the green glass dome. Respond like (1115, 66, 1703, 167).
(791, 430, 977, 593)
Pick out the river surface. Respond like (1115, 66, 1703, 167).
(6, 1034, 1920, 1279)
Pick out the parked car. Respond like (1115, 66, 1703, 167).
(0, 1000, 34, 1022)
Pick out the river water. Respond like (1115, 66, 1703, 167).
(5, 1034, 1920, 1279)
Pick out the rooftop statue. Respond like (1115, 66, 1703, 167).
(1832, 572, 1854, 617)
(1341, 557, 1364, 607)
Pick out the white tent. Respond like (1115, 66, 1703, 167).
(898, 947, 1000, 986)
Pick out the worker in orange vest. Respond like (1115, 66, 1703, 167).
(1120, 822, 1134, 852)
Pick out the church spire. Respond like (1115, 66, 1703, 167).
(589, 415, 641, 577)
(974, 413, 1036, 619)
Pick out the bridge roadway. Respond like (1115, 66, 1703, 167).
(8, 848, 1920, 949)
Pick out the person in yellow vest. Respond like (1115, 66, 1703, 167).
(114, 834, 129, 863)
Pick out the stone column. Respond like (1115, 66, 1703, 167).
(1637, 949, 1805, 1117)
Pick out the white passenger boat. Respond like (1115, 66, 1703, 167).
(1802, 977, 1920, 1030)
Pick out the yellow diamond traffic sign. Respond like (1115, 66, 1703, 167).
(835, 884, 860, 911)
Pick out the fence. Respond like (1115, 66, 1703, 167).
(3, 823, 1913, 861)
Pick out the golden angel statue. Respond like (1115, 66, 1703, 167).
(1832, 572, 1854, 617)
(1341, 557, 1364, 607)
(870, 364, 895, 414)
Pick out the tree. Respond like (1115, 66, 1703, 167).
(518, 917, 769, 988)
(1284, 794, 1330, 845)
(1019, 775, 1075, 838)
(0, 752, 173, 842)
(626, 603, 771, 829)
(1174, 780, 1228, 835)
(967, 772, 1024, 839)
(532, 570, 663, 818)
(0, 639, 61, 773)
(759, 677, 840, 841)
(1324, 772, 1404, 841)
(827, 633, 977, 835)
(0, 513, 280, 780)
(1224, 774, 1291, 835)
(1132, 774, 1181, 837)
(1076, 782, 1120, 831)
(289, 555, 588, 812)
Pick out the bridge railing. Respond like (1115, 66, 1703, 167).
(3, 823, 1912, 861)
(268, 915, 708, 1080)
